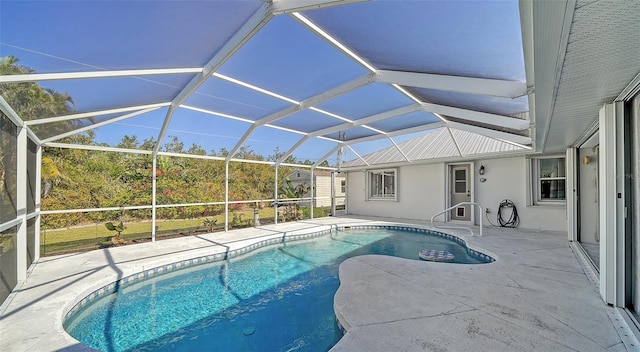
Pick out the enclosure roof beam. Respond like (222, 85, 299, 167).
(310, 104, 420, 139)
(41, 107, 161, 144)
(446, 121, 532, 147)
(376, 69, 527, 99)
(225, 125, 258, 162)
(251, 73, 374, 128)
(271, 0, 370, 14)
(27, 129, 42, 146)
(0, 96, 24, 128)
(0, 68, 203, 84)
(180, 105, 254, 123)
(421, 103, 530, 130)
(446, 127, 464, 157)
(388, 137, 410, 162)
(343, 121, 444, 146)
(43, 142, 153, 155)
(225, 73, 374, 161)
(153, 3, 273, 157)
(212, 72, 298, 104)
(313, 144, 342, 168)
(291, 12, 376, 73)
(24, 102, 171, 126)
(346, 145, 369, 166)
(275, 135, 311, 165)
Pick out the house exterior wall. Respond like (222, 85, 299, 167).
(473, 157, 565, 231)
(314, 176, 332, 207)
(346, 156, 566, 232)
(346, 163, 446, 221)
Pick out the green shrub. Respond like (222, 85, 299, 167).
(300, 207, 327, 219)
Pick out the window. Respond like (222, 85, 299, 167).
(367, 169, 397, 200)
(340, 180, 346, 193)
(453, 169, 467, 193)
(532, 157, 566, 203)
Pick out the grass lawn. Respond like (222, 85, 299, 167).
(41, 208, 278, 256)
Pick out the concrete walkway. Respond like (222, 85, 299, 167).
(333, 223, 631, 352)
(0, 216, 633, 351)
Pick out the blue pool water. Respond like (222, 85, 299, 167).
(65, 228, 491, 351)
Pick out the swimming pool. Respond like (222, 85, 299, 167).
(64, 226, 492, 351)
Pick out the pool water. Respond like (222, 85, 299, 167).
(65, 228, 490, 351)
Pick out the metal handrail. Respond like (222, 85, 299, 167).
(430, 202, 483, 237)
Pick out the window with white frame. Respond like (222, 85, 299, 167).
(367, 169, 397, 200)
(340, 179, 346, 194)
(531, 157, 566, 203)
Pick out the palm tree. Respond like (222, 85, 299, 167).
(0, 56, 76, 124)
(1, 56, 92, 200)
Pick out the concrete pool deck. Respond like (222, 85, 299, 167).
(0, 216, 635, 351)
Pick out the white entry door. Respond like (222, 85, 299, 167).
(450, 165, 471, 221)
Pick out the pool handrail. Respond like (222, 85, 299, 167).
(430, 202, 483, 237)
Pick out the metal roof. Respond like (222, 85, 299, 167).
(0, 0, 532, 168)
(341, 127, 526, 168)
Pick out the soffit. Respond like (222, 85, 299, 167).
(535, 0, 640, 153)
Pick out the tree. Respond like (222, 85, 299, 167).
(40, 157, 65, 198)
(141, 137, 156, 150)
(0, 56, 75, 121)
(117, 135, 140, 149)
(1, 114, 18, 217)
(1, 56, 83, 204)
(163, 135, 184, 153)
(278, 177, 310, 221)
(187, 143, 206, 155)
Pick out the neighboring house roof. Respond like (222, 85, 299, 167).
(342, 127, 527, 168)
(288, 169, 343, 178)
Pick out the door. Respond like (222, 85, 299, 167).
(577, 132, 600, 269)
(450, 165, 471, 221)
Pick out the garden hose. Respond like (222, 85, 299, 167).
(485, 199, 520, 228)
(497, 199, 520, 228)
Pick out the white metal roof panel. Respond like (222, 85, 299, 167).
(342, 127, 527, 168)
(452, 129, 521, 155)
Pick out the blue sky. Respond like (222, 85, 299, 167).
(0, 0, 525, 165)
